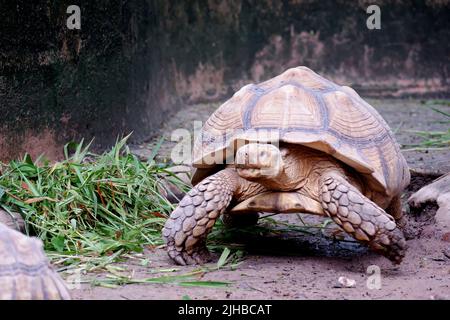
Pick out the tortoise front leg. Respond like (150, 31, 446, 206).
(162, 168, 238, 265)
(319, 171, 407, 264)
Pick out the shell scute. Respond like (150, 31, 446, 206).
(0, 223, 71, 300)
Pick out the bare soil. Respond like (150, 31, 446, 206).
(71, 99, 450, 300)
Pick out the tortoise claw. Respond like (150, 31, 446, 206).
(167, 243, 212, 265)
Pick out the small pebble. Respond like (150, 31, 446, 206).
(334, 276, 356, 288)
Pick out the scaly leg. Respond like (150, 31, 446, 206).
(162, 168, 238, 265)
(319, 171, 407, 264)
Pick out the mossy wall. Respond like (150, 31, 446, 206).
(0, 0, 449, 160)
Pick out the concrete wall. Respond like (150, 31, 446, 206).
(0, 0, 449, 160)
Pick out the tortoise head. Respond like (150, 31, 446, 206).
(235, 143, 284, 181)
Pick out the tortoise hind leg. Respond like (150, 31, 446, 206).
(162, 168, 238, 265)
(319, 171, 407, 264)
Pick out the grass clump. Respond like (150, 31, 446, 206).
(0, 136, 187, 261)
(402, 105, 450, 151)
(0, 135, 339, 288)
(402, 129, 450, 151)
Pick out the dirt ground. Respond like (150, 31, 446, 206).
(71, 99, 450, 300)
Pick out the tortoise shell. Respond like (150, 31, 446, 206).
(0, 223, 71, 300)
(192, 67, 410, 197)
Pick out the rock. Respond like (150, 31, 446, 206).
(334, 276, 356, 288)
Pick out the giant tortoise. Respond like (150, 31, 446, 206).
(163, 66, 410, 265)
